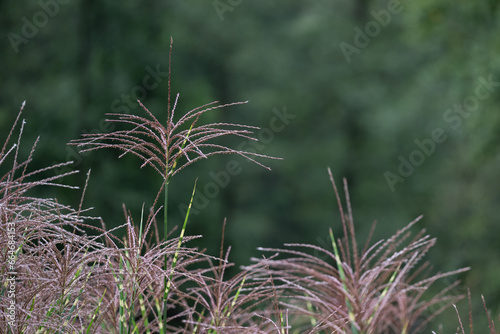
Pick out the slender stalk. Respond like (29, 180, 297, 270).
(164, 183, 168, 241)
(161, 127, 173, 330)
(162, 38, 173, 328)
(162, 180, 196, 331)
(162, 177, 169, 331)
(86, 288, 107, 334)
(166, 181, 196, 294)
(162, 107, 195, 327)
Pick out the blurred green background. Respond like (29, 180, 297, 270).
(1, 0, 499, 331)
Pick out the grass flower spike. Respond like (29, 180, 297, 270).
(69, 37, 280, 239)
(70, 38, 279, 185)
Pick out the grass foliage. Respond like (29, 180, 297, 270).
(1, 41, 496, 333)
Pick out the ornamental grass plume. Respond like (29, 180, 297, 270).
(0, 102, 105, 332)
(94, 205, 208, 334)
(177, 220, 286, 333)
(69, 37, 279, 237)
(253, 168, 470, 333)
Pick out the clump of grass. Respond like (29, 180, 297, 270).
(0, 101, 252, 333)
(0, 40, 484, 334)
(0, 103, 105, 332)
(253, 168, 470, 333)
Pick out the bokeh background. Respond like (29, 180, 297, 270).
(1, 1, 500, 331)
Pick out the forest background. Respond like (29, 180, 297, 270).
(1, 0, 499, 331)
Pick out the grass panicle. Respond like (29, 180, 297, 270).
(252, 167, 470, 333)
